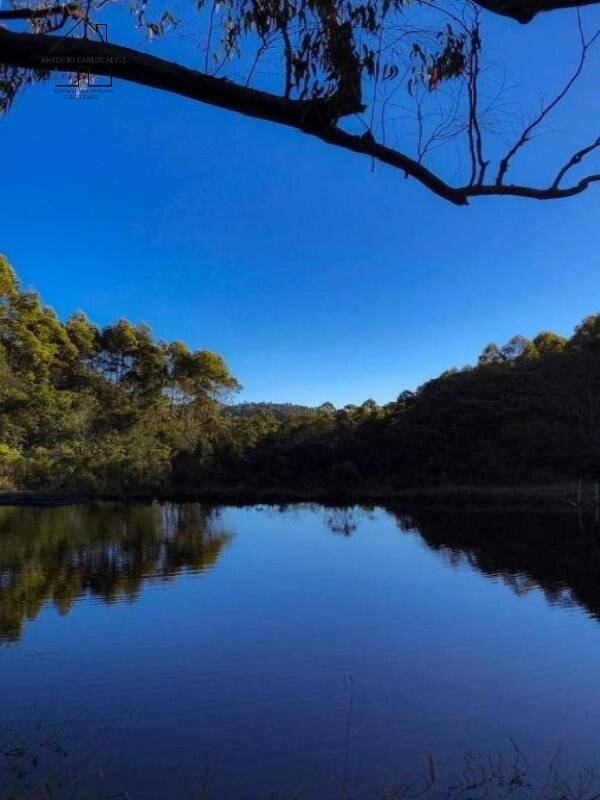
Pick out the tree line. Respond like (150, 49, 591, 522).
(0, 255, 241, 491)
(1, 254, 599, 494)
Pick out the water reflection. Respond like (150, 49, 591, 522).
(394, 508, 600, 618)
(316, 504, 600, 620)
(3, 501, 600, 645)
(324, 508, 362, 536)
(0, 503, 232, 643)
(320, 504, 600, 619)
(4, 502, 600, 800)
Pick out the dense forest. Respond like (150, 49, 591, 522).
(1, 254, 599, 495)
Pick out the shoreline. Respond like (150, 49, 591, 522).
(0, 482, 591, 511)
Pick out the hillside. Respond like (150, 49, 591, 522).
(1, 254, 599, 495)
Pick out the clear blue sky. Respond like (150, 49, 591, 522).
(1, 10, 600, 406)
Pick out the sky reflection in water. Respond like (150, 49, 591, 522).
(2, 503, 600, 800)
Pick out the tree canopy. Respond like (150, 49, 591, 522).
(0, 254, 241, 492)
(1, 254, 600, 494)
(1, 0, 599, 203)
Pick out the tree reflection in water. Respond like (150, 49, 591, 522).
(322, 504, 600, 622)
(0, 503, 233, 643)
(4, 502, 600, 645)
(392, 508, 600, 621)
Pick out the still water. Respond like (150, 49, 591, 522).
(2, 503, 600, 799)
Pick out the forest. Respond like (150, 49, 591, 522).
(1, 253, 599, 496)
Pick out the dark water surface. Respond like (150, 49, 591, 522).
(2, 503, 600, 799)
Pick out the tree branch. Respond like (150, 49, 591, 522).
(0, 27, 598, 205)
(464, 173, 600, 197)
(471, 0, 600, 24)
(0, 27, 324, 127)
(0, 27, 466, 202)
(552, 135, 600, 187)
(495, 14, 599, 185)
(312, 0, 364, 117)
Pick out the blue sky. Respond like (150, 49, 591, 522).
(1, 9, 600, 406)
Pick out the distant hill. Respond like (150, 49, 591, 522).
(223, 402, 324, 421)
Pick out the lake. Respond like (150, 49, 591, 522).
(2, 503, 600, 799)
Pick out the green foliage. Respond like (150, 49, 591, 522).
(1, 253, 599, 494)
(0, 442, 20, 490)
(532, 330, 566, 355)
(570, 315, 600, 352)
(226, 401, 322, 421)
(0, 256, 240, 493)
(217, 319, 600, 489)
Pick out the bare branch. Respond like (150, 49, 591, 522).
(466, 19, 488, 184)
(0, 25, 598, 206)
(0, 26, 466, 202)
(552, 134, 600, 187)
(465, 172, 600, 198)
(496, 14, 600, 185)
